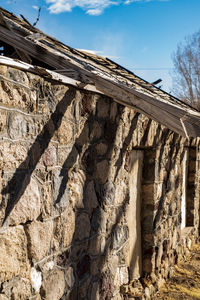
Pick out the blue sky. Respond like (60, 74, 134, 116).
(1, 0, 200, 92)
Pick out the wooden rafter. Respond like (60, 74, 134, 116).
(0, 56, 104, 95)
(0, 9, 200, 138)
(0, 12, 31, 64)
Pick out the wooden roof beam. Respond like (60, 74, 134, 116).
(0, 24, 200, 137)
(0, 12, 31, 64)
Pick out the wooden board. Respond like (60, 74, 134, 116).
(1, 24, 200, 137)
(0, 12, 31, 64)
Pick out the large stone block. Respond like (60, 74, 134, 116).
(8, 112, 36, 139)
(96, 160, 109, 184)
(67, 169, 85, 209)
(95, 142, 108, 156)
(53, 206, 75, 249)
(57, 145, 79, 169)
(114, 266, 129, 287)
(57, 117, 74, 145)
(2, 277, 32, 300)
(7, 68, 30, 85)
(84, 180, 98, 214)
(0, 82, 10, 106)
(40, 180, 53, 218)
(100, 181, 115, 207)
(41, 269, 65, 300)
(25, 220, 53, 262)
(75, 213, 91, 241)
(110, 102, 118, 121)
(0, 110, 7, 135)
(0, 142, 29, 170)
(90, 121, 102, 140)
(8, 177, 41, 226)
(97, 98, 110, 118)
(52, 168, 69, 213)
(89, 235, 105, 256)
(91, 207, 107, 234)
(114, 181, 127, 205)
(76, 122, 89, 146)
(62, 207, 76, 248)
(36, 83, 70, 115)
(112, 225, 128, 251)
(43, 145, 57, 167)
(0, 225, 30, 281)
(70, 240, 89, 262)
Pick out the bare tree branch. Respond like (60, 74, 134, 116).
(172, 31, 200, 109)
(33, 7, 41, 27)
(20, 7, 41, 28)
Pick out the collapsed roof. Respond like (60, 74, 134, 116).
(0, 7, 200, 138)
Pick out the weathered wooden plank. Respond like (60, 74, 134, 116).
(92, 68, 189, 118)
(0, 24, 200, 137)
(25, 32, 44, 41)
(0, 56, 104, 95)
(94, 78, 185, 136)
(0, 25, 95, 86)
(181, 120, 200, 139)
(0, 25, 71, 69)
(181, 115, 200, 138)
(0, 13, 31, 64)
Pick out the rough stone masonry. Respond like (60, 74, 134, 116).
(0, 64, 199, 300)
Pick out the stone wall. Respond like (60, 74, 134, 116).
(0, 65, 199, 300)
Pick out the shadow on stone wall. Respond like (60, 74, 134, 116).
(114, 112, 139, 181)
(153, 133, 182, 230)
(53, 101, 141, 299)
(141, 128, 186, 276)
(1, 87, 76, 226)
(1, 88, 144, 299)
(140, 119, 152, 146)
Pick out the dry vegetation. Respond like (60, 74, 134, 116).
(155, 244, 200, 299)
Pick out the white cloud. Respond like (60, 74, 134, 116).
(32, 5, 39, 10)
(46, 0, 169, 15)
(86, 8, 103, 16)
(124, 0, 140, 3)
(46, 0, 117, 14)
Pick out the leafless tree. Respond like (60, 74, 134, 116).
(172, 30, 200, 109)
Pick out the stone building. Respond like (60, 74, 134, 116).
(0, 7, 200, 300)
